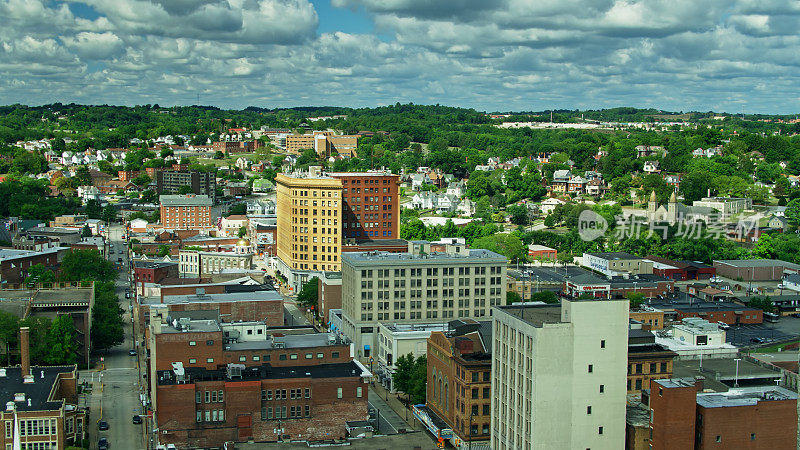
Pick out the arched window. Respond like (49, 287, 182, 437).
(444, 377, 449, 411)
(438, 377, 443, 405)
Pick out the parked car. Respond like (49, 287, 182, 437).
(132, 415, 142, 424)
(98, 420, 109, 430)
(98, 437, 108, 450)
(129, 349, 137, 356)
(717, 322, 730, 330)
(750, 337, 765, 344)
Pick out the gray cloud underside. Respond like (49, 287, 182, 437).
(0, 0, 799, 113)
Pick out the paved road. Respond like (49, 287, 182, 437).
(86, 224, 146, 450)
(368, 387, 409, 435)
(284, 297, 311, 327)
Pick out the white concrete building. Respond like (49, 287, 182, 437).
(491, 299, 628, 450)
(375, 322, 448, 392)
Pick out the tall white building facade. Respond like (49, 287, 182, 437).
(491, 299, 629, 450)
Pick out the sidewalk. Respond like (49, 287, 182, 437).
(370, 382, 424, 432)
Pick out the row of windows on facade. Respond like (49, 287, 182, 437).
(628, 362, 669, 375)
(292, 253, 338, 262)
(293, 217, 338, 226)
(292, 244, 337, 254)
(6, 443, 56, 450)
(291, 235, 337, 244)
(361, 278, 501, 289)
(344, 221, 390, 229)
(341, 178, 393, 186)
(361, 298, 493, 311)
(347, 230, 393, 238)
(292, 263, 338, 271)
(345, 195, 394, 203)
(360, 288, 502, 300)
(291, 226, 338, 235)
(260, 405, 310, 421)
(4, 418, 57, 437)
(290, 190, 339, 198)
(361, 308, 491, 321)
(360, 267, 503, 278)
(291, 207, 338, 216)
(184, 351, 341, 365)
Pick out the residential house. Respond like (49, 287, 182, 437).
(643, 161, 661, 174)
(768, 215, 789, 231)
(636, 145, 665, 158)
(446, 180, 467, 198)
(567, 175, 586, 194)
(664, 174, 682, 190)
(550, 169, 571, 193)
(540, 197, 565, 215)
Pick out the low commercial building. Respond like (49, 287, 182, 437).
(672, 301, 763, 325)
(375, 322, 447, 392)
(160, 194, 213, 230)
(212, 139, 262, 155)
(691, 196, 753, 219)
(629, 306, 665, 330)
(0, 247, 68, 285)
(133, 260, 179, 285)
(491, 300, 629, 450)
(713, 259, 800, 281)
(564, 272, 674, 299)
(340, 241, 506, 358)
(582, 252, 653, 277)
(644, 256, 716, 280)
(149, 311, 370, 448)
(649, 378, 797, 450)
(527, 244, 557, 260)
(0, 329, 86, 450)
(627, 329, 676, 394)
(178, 246, 254, 278)
(0, 286, 95, 366)
(318, 272, 342, 326)
(423, 320, 491, 449)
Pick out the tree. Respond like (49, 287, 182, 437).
(157, 245, 170, 257)
(73, 166, 92, 186)
(408, 355, 428, 404)
(506, 291, 523, 305)
(746, 296, 775, 313)
(101, 205, 117, 223)
(131, 173, 151, 187)
(177, 185, 194, 195)
(59, 249, 116, 282)
(507, 205, 529, 226)
(626, 292, 645, 309)
(45, 315, 78, 365)
(81, 224, 92, 237)
(141, 189, 158, 204)
(785, 198, 800, 226)
(84, 199, 103, 220)
(296, 277, 319, 310)
(25, 264, 55, 285)
(0, 311, 20, 365)
(393, 353, 427, 404)
(226, 203, 247, 217)
(19, 316, 51, 365)
(472, 234, 526, 263)
(530, 290, 558, 304)
(237, 226, 247, 238)
(91, 282, 125, 351)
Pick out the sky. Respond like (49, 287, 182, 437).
(1, 0, 799, 114)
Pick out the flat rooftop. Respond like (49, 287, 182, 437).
(0, 248, 62, 261)
(141, 290, 281, 306)
(673, 358, 780, 383)
(696, 386, 797, 408)
(715, 259, 800, 269)
(342, 249, 505, 265)
(160, 194, 212, 207)
(134, 260, 177, 269)
(497, 304, 562, 327)
(157, 361, 365, 386)
(227, 333, 339, 351)
(586, 252, 640, 260)
(0, 366, 75, 411)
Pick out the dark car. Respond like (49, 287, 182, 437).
(128, 349, 137, 356)
(750, 337, 765, 344)
(132, 415, 142, 424)
(98, 437, 108, 450)
(98, 420, 109, 430)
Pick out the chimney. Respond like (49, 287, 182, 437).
(20, 327, 30, 378)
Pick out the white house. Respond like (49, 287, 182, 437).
(129, 218, 149, 233)
(540, 197, 565, 215)
(77, 185, 103, 202)
(643, 160, 661, 174)
(446, 180, 467, 198)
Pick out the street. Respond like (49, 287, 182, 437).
(82, 224, 146, 450)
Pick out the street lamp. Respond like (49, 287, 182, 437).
(734, 358, 741, 387)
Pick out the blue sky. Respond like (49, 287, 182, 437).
(2, 0, 800, 113)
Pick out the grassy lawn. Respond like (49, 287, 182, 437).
(754, 339, 800, 353)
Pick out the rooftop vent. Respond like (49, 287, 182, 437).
(14, 393, 25, 402)
(5, 402, 13, 411)
(0, 369, 5, 377)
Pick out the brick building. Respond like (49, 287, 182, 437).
(425, 320, 492, 449)
(629, 307, 665, 330)
(673, 301, 763, 325)
(133, 260, 179, 285)
(160, 194, 213, 230)
(318, 272, 342, 326)
(136, 285, 284, 330)
(645, 256, 716, 280)
(564, 272, 674, 299)
(212, 140, 262, 155)
(713, 259, 800, 281)
(0, 247, 68, 284)
(118, 170, 141, 181)
(627, 329, 676, 394)
(148, 312, 370, 448)
(156, 170, 217, 203)
(330, 171, 399, 241)
(649, 378, 798, 450)
(0, 329, 87, 450)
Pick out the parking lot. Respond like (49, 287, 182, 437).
(725, 316, 800, 347)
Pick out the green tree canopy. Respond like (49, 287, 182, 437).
(59, 249, 116, 282)
(91, 282, 124, 351)
(297, 277, 319, 310)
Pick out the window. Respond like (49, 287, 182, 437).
(268, 407, 273, 419)
(261, 407, 267, 420)
(239, 356, 246, 362)
(189, 358, 196, 364)
(264, 355, 271, 361)
(5, 421, 11, 439)
(196, 391, 202, 404)
(205, 391, 211, 403)
(587, 406, 592, 415)
(598, 427, 603, 435)
(196, 411, 202, 422)
(290, 354, 298, 360)
(279, 354, 287, 361)
(483, 404, 490, 415)
(317, 353, 324, 359)
(337, 388, 343, 399)
(588, 365, 593, 373)
(305, 388, 311, 398)
(599, 385, 605, 394)
(715, 436, 721, 443)
(305, 405, 310, 417)
(205, 410, 211, 422)
(471, 405, 478, 415)
(472, 388, 478, 399)
(218, 390, 224, 402)
(600, 340, 605, 348)
(189, 341, 196, 346)
(305, 353, 313, 359)
(261, 390, 266, 401)
(207, 358, 214, 363)
(750, 433, 756, 441)
(267, 390, 273, 400)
